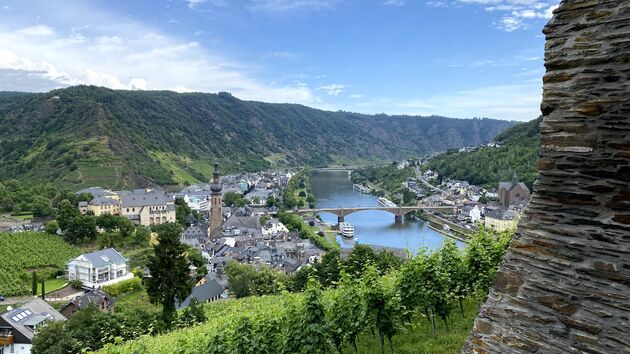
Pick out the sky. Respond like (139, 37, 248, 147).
(0, 0, 560, 121)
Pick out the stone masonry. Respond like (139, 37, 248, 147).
(464, 1, 630, 353)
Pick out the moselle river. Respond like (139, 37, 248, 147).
(310, 170, 464, 253)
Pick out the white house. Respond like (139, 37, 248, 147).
(0, 298, 66, 354)
(469, 205, 481, 223)
(67, 248, 132, 288)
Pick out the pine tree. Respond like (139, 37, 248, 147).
(41, 278, 45, 300)
(145, 223, 191, 326)
(32, 271, 37, 296)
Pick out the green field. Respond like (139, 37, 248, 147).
(0, 232, 80, 296)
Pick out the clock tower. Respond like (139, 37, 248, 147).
(208, 164, 223, 238)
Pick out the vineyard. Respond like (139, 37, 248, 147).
(0, 232, 80, 296)
(99, 229, 512, 354)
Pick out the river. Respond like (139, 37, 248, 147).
(310, 170, 464, 253)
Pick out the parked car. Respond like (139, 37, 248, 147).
(0, 296, 5, 302)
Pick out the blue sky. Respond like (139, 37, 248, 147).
(0, 0, 559, 120)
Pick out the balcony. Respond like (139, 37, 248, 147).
(0, 334, 14, 346)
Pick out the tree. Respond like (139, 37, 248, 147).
(178, 298, 206, 327)
(57, 199, 79, 232)
(402, 188, 416, 206)
(41, 278, 45, 299)
(327, 273, 366, 352)
(64, 215, 97, 244)
(284, 279, 334, 354)
(224, 192, 245, 207)
(44, 220, 59, 235)
(362, 265, 402, 354)
(345, 244, 376, 277)
(266, 196, 278, 207)
(134, 225, 151, 246)
(313, 249, 341, 287)
(31, 321, 78, 354)
(225, 261, 257, 298)
(31, 196, 53, 217)
(32, 271, 37, 295)
(187, 248, 205, 268)
(145, 222, 191, 325)
(96, 213, 119, 232)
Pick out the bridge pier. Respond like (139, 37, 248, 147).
(337, 215, 345, 224)
(394, 214, 403, 223)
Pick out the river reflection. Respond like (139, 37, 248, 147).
(310, 170, 464, 253)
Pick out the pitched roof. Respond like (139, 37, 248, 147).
(80, 248, 127, 268)
(119, 190, 172, 207)
(74, 289, 115, 309)
(176, 277, 224, 309)
(1, 298, 66, 341)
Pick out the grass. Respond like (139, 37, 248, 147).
(346, 300, 478, 354)
(10, 213, 34, 220)
(116, 288, 160, 313)
(38, 278, 67, 295)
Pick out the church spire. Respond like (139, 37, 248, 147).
(512, 170, 518, 184)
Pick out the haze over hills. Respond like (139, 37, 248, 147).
(0, 86, 516, 189)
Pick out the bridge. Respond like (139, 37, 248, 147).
(293, 205, 453, 224)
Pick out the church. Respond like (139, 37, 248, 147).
(498, 171, 531, 207)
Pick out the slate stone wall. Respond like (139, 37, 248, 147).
(464, 1, 630, 353)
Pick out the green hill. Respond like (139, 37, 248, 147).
(424, 116, 541, 189)
(0, 86, 515, 189)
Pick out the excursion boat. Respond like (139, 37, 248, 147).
(378, 197, 397, 208)
(339, 222, 355, 238)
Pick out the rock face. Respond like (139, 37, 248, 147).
(464, 1, 630, 353)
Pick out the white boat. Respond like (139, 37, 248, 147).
(339, 222, 355, 238)
(378, 197, 397, 208)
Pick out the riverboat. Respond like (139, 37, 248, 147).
(378, 197, 397, 208)
(339, 222, 355, 238)
(352, 183, 371, 194)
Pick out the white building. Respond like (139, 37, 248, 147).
(262, 219, 289, 236)
(0, 299, 66, 354)
(469, 205, 482, 223)
(67, 248, 132, 288)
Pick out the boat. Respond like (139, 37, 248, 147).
(378, 197, 397, 208)
(338, 222, 355, 238)
(352, 183, 371, 194)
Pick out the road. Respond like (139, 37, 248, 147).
(414, 166, 447, 194)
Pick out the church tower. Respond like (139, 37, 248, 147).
(208, 163, 223, 238)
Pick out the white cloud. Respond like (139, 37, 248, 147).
(15, 25, 54, 36)
(247, 0, 340, 13)
(186, 0, 206, 9)
(431, 1, 560, 32)
(317, 84, 345, 96)
(349, 93, 362, 99)
(0, 14, 318, 105)
(384, 0, 406, 6)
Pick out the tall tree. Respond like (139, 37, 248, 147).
(31, 271, 37, 295)
(41, 278, 45, 300)
(145, 222, 191, 325)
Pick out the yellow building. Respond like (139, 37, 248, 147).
(484, 208, 520, 232)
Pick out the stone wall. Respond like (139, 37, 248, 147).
(464, 1, 630, 353)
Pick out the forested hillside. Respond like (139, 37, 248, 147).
(0, 86, 515, 189)
(424, 117, 541, 189)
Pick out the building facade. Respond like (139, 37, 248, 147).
(67, 248, 132, 288)
(498, 172, 531, 206)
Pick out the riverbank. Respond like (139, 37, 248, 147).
(417, 211, 471, 243)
